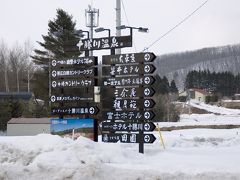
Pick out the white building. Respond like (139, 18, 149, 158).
(7, 118, 50, 136)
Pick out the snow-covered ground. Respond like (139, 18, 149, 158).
(189, 99, 240, 115)
(0, 128, 240, 180)
(0, 102, 240, 180)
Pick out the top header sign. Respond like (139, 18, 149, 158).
(102, 52, 156, 65)
(79, 36, 132, 51)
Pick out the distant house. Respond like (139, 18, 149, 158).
(7, 118, 50, 136)
(189, 89, 210, 102)
(179, 89, 210, 102)
(179, 91, 187, 97)
(234, 94, 240, 100)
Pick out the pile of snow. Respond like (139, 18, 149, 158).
(1, 127, 240, 179)
(189, 100, 240, 115)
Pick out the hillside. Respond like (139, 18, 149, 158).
(155, 44, 240, 90)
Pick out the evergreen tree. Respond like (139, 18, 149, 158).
(185, 70, 237, 97)
(169, 80, 178, 93)
(0, 100, 11, 131)
(31, 9, 81, 102)
(158, 76, 169, 94)
(234, 74, 240, 94)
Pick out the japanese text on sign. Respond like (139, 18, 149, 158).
(51, 79, 94, 88)
(51, 57, 97, 67)
(80, 36, 132, 51)
(51, 68, 96, 78)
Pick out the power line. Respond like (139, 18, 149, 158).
(142, 0, 210, 52)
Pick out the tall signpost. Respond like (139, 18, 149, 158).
(50, 23, 157, 153)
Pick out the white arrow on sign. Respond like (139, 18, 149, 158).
(144, 53, 151, 61)
(144, 65, 151, 73)
(144, 100, 151, 108)
(144, 88, 150, 96)
(89, 107, 95, 114)
(51, 95, 56, 103)
(144, 77, 150, 85)
(144, 112, 151, 119)
(52, 70, 57, 77)
(52, 60, 57, 67)
(144, 135, 151, 143)
(144, 123, 150, 131)
(52, 81, 57, 88)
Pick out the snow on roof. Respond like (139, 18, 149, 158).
(190, 88, 210, 95)
(8, 118, 50, 124)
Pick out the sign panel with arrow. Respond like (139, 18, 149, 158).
(51, 57, 97, 67)
(102, 76, 155, 86)
(102, 122, 156, 132)
(102, 52, 156, 65)
(101, 87, 155, 99)
(102, 98, 155, 110)
(102, 133, 156, 144)
(102, 64, 155, 76)
(51, 106, 99, 115)
(102, 110, 155, 121)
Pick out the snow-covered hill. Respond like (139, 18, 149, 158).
(156, 44, 240, 90)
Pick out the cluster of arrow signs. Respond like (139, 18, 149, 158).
(101, 52, 157, 145)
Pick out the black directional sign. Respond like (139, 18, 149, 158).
(101, 87, 155, 99)
(50, 95, 93, 103)
(51, 106, 99, 115)
(102, 64, 156, 76)
(51, 57, 97, 67)
(102, 76, 155, 86)
(102, 122, 156, 132)
(102, 99, 155, 110)
(102, 133, 156, 144)
(80, 36, 132, 51)
(102, 52, 156, 65)
(51, 79, 96, 88)
(51, 67, 97, 78)
(102, 110, 155, 121)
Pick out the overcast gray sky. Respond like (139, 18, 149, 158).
(0, 0, 240, 55)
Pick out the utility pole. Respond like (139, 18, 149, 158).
(85, 5, 99, 56)
(116, 0, 121, 54)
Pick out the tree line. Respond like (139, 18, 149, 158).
(185, 70, 240, 97)
(0, 40, 34, 92)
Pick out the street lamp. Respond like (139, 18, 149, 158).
(74, 29, 90, 39)
(116, 25, 149, 36)
(95, 27, 111, 37)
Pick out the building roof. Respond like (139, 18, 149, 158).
(8, 118, 50, 124)
(190, 88, 210, 95)
(0, 92, 32, 100)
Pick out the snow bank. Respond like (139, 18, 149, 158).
(1, 127, 240, 179)
(189, 100, 240, 115)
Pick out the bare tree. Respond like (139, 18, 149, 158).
(9, 43, 30, 92)
(0, 40, 9, 92)
(23, 40, 35, 92)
